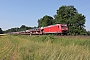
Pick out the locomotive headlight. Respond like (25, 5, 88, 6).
(62, 29, 64, 30)
(66, 28, 68, 30)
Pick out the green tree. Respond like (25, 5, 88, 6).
(19, 25, 32, 31)
(54, 5, 86, 35)
(19, 25, 26, 31)
(87, 31, 90, 36)
(38, 15, 53, 27)
(0, 28, 3, 34)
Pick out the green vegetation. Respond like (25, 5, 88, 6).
(0, 28, 3, 34)
(87, 31, 90, 36)
(4, 25, 33, 33)
(0, 35, 90, 60)
(38, 15, 53, 27)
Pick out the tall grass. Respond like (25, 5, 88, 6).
(16, 35, 90, 60)
(0, 35, 90, 60)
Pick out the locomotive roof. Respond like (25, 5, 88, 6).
(43, 24, 67, 28)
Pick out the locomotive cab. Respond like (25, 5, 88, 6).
(61, 24, 68, 34)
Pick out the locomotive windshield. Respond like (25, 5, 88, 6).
(61, 24, 67, 28)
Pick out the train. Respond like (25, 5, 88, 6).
(19, 24, 68, 35)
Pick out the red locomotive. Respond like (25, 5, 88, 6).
(20, 24, 68, 35)
(43, 24, 68, 34)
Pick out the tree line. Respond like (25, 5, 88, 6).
(0, 5, 90, 35)
(3, 25, 34, 33)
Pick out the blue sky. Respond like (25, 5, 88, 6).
(0, 0, 90, 31)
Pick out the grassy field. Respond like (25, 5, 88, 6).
(0, 35, 90, 60)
